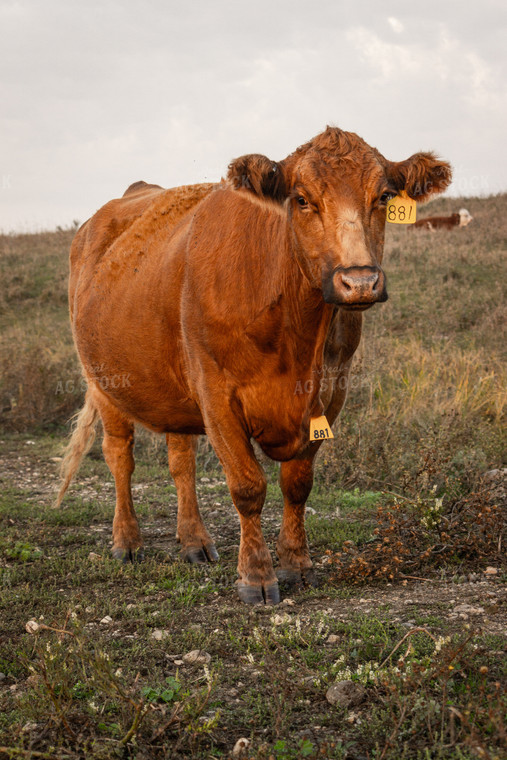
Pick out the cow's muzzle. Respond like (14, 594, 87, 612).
(322, 265, 388, 309)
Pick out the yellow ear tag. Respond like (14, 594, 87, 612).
(386, 192, 417, 224)
(310, 415, 334, 442)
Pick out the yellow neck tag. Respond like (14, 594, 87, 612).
(310, 415, 334, 442)
(386, 192, 417, 224)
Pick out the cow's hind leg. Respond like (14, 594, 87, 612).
(92, 388, 143, 562)
(167, 433, 218, 564)
(276, 455, 318, 588)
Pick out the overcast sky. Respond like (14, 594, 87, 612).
(1, 0, 506, 232)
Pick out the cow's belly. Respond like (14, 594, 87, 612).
(78, 339, 205, 434)
(74, 295, 205, 434)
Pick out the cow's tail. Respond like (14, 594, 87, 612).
(55, 390, 100, 507)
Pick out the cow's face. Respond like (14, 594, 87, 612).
(459, 208, 473, 227)
(227, 128, 452, 310)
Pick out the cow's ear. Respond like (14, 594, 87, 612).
(388, 153, 452, 202)
(227, 154, 287, 203)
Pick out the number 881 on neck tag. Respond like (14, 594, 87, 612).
(310, 415, 334, 441)
(386, 193, 417, 224)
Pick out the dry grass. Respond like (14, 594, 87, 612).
(0, 227, 80, 430)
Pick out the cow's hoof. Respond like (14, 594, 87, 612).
(112, 547, 144, 564)
(277, 568, 303, 587)
(237, 581, 280, 605)
(263, 582, 281, 605)
(277, 567, 318, 588)
(183, 544, 219, 564)
(301, 568, 318, 587)
(205, 543, 219, 562)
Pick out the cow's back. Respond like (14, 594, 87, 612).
(69, 182, 216, 319)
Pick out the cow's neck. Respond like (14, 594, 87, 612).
(236, 195, 334, 392)
(279, 232, 335, 382)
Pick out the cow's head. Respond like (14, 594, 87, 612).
(227, 127, 452, 310)
(459, 208, 473, 227)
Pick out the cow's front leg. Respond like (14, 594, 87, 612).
(204, 415, 279, 604)
(276, 455, 318, 588)
(276, 348, 356, 587)
(167, 433, 218, 564)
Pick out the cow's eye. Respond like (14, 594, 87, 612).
(297, 196, 309, 209)
(380, 191, 397, 205)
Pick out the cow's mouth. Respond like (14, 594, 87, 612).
(341, 302, 376, 312)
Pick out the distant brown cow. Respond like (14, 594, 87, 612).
(57, 127, 451, 604)
(413, 208, 472, 230)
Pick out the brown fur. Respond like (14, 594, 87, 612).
(59, 126, 451, 603)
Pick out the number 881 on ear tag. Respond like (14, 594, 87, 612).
(386, 193, 417, 224)
(310, 415, 334, 441)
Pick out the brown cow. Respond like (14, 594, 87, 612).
(57, 127, 451, 604)
(412, 207, 472, 230)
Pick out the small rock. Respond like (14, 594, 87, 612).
(100, 615, 113, 625)
(282, 598, 295, 606)
(326, 680, 366, 709)
(306, 506, 316, 515)
(25, 620, 40, 634)
(50, 456, 62, 462)
(484, 567, 498, 576)
(174, 659, 184, 666)
(232, 737, 251, 757)
(22, 722, 38, 733)
(0, 672, 6, 681)
(271, 613, 291, 626)
(182, 649, 211, 666)
(453, 604, 484, 616)
(88, 552, 102, 561)
(151, 629, 171, 641)
(326, 634, 340, 644)
(482, 469, 500, 482)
